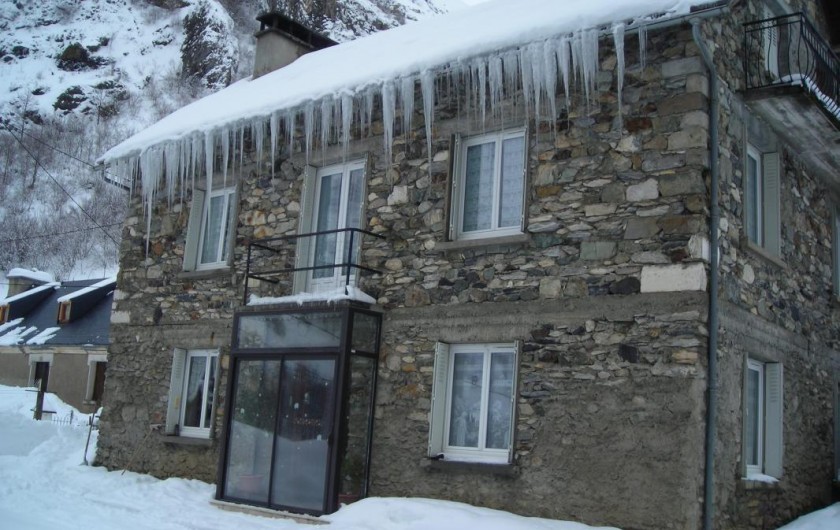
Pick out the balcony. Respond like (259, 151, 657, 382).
(242, 228, 385, 305)
(744, 13, 840, 188)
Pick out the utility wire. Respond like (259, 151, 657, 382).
(0, 223, 123, 244)
(3, 128, 120, 246)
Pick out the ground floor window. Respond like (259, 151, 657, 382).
(85, 355, 107, 404)
(429, 342, 519, 464)
(166, 349, 218, 438)
(744, 358, 783, 479)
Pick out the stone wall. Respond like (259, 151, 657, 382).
(699, 1, 840, 527)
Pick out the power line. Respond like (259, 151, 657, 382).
(0, 223, 123, 244)
(3, 128, 120, 246)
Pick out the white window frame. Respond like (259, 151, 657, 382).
(743, 357, 784, 479)
(429, 342, 519, 464)
(294, 160, 367, 294)
(166, 348, 218, 438)
(183, 186, 236, 272)
(744, 143, 781, 256)
(451, 129, 526, 241)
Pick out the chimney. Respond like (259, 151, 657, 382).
(5, 269, 53, 298)
(253, 11, 337, 79)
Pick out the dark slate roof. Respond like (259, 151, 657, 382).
(0, 279, 114, 347)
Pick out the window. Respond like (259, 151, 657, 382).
(85, 354, 107, 404)
(184, 187, 236, 271)
(450, 129, 526, 241)
(744, 358, 783, 478)
(295, 161, 366, 293)
(744, 143, 781, 256)
(429, 342, 519, 464)
(166, 349, 218, 438)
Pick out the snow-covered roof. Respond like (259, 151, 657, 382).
(100, 0, 714, 165)
(56, 276, 117, 303)
(0, 283, 59, 305)
(7, 268, 55, 284)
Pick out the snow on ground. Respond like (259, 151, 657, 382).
(0, 384, 618, 530)
(1, 383, 837, 529)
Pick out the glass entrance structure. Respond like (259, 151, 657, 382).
(217, 303, 381, 515)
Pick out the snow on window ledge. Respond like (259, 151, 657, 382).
(248, 286, 377, 306)
(742, 473, 780, 489)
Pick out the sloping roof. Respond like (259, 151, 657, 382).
(0, 279, 114, 347)
(99, 0, 714, 164)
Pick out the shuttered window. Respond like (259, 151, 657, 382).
(429, 341, 520, 464)
(743, 357, 783, 478)
(183, 187, 237, 272)
(744, 144, 781, 257)
(166, 348, 218, 438)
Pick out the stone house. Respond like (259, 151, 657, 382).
(95, 1, 840, 528)
(0, 269, 113, 413)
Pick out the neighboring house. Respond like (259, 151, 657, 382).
(0, 269, 114, 414)
(94, 1, 840, 529)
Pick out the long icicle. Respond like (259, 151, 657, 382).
(613, 23, 626, 132)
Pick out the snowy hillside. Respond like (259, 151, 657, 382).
(0, 0, 458, 281)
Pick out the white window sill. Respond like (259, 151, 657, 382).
(162, 434, 213, 447)
(741, 473, 780, 489)
(741, 237, 785, 268)
(435, 233, 530, 252)
(178, 267, 233, 281)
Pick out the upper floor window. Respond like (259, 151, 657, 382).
(450, 129, 526, 241)
(744, 143, 781, 257)
(184, 187, 236, 271)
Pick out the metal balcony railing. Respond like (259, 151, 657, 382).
(744, 13, 840, 123)
(243, 227, 384, 305)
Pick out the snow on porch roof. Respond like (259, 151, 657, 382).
(100, 0, 714, 164)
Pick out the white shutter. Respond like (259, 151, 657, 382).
(293, 165, 318, 293)
(165, 348, 187, 435)
(183, 189, 206, 271)
(764, 362, 784, 477)
(762, 152, 781, 257)
(224, 187, 238, 266)
(428, 341, 450, 458)
(508, 340, 522, 463)
(85, 363, 96, 402)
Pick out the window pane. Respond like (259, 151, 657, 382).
(462, 142, 495, 233)
(486, 351, 514, 450)
(313, 173, 342, 279)
(448, 352, 484, 448)
(200, 195, 225, 264)
(499, 137, 524, 228)
(183, 356, 207, 428)
(343, 168, 365, 270)
(745, 367, 761, 467)
(237, 312, 343, 349)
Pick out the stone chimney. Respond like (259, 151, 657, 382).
(253, 11, 337, 79)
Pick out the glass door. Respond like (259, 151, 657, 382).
(309, 161, 366, 293)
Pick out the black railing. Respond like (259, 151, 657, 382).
(744, 13, 840, 122)
(243, 227, 385, 305)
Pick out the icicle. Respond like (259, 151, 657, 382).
(519, 47, 534, 118)
(613, 23, 626, 132)
(488, 55, 503, 122)
(502, 51, 519, 111)
(204, 132, 214, 186)
(239, 126, 245, 178)
(164, 143, 179, 207)
(381, 80, 396, 166)
(365, 87, 375, 138)
(475, 58, 487, 128)
(139, 148, 164, 257)
(420, 70, 435, 168)
(528, 43, 543, 125)
(269, 112, 279, 177)
(341, 93, 353, 158)
(638, 24, 648, 71)
(542, 40, 558, 127)
(400, 76, 415, 143)
(320, 97, 333, 157)
(222, 127, 231, 185)
(253, 120, 264, 170)
(556, 37, 571, 113)
(304, 101, 315, 164)
(582, 28, 600, 109)
(285, 110, 295, 159)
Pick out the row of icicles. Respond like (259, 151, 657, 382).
(109, 21, 651, 252)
